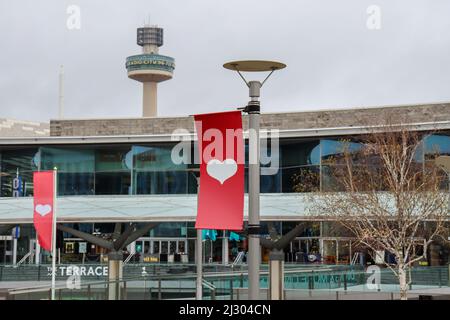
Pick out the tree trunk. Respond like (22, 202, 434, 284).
(398, 265, 408, 300)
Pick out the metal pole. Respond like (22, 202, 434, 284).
(247, 80, 261, 300)
(58, 65, 64, 119)
(12, 238, 17, 266)
(196, 229, 203, 300)
(51, 168, 57, 300)
(195, 178, 203, 300)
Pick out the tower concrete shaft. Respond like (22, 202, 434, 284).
(143, 82, 157, 117)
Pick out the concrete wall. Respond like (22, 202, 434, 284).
(50, 102, 450, 137)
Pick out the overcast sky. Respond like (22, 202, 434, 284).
(1, 0, 450, 122)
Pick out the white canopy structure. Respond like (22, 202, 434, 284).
(0, 194, 318, 224)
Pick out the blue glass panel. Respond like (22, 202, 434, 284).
(135, 171, 187, 194)
(321, 139, 362, 163)
(281, 140, 320, 167)
(40, 147, 95, 172)
(0, 148, 38, 197)
(424, 134, 450, 159)
(95, 172, 131, 195)
(133, 145, 186, 170)
(95, 147, 132, 171)
(57, 172, 94, 195)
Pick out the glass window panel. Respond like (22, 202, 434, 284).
(187, 227, 197, 238)
(281, 221, 319, 237)
(261, 170, 281, 193)
(135, 171, 187, 194)
(321, 165, 346, 192)
(283, 165, 320, 192)
(161, 242, 168, 254)
(178, 241, 186, 253)
(95, 147, 132, 172)
(0, 148, 39, 197)
(321, 139, 362, 165)
(40, 147, 94, 172)
(322, 222, 353, 237)
(57, 172, 94, 195)
(133, 145, 185, 170)
(424, 134, 450, 160)
(281, 139, 320, 167)
(338, 241, 351, 264)
(169, 241, 177, 254)
(1, 148, 39, 172)
(282, 221, 300, 236)
(151, 222, 184, 237)
(187, 169, 199, 194)
(95, 172, 131, 195)
(152, 241, 159, 254)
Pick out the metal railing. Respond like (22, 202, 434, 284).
(14, 251, 33, 267)
(2, 264, 449, 300)
(202, 279, 216, 300)
(124, 252, 136, 264)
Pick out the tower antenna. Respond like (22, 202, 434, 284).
(58, 65, 64, 119)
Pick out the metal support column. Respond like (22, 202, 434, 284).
(247, 80, 261, 300)
(195, 176, 203, 300)
(268, 249, 285, 300)
(35, 240, 41, 265)
(222, 230, 229, 265)
(12, 238, 17, 266)
(196, 229, 203, 300)
(108, 251, 123, 300)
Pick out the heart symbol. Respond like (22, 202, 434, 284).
(35, 204, 52, 217)
(206, 159, 237, 184)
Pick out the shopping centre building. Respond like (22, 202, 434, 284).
(0, 102, 449, 267)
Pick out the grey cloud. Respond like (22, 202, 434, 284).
(0, 0, 450, 122)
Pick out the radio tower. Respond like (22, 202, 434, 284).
(126, 24, 175, 117)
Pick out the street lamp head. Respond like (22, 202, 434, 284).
(223, 60, 286, 72)
(223, 59, 286, 114)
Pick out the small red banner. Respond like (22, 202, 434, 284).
(194, 111, 244, 230)
(33, 171, 55, 251)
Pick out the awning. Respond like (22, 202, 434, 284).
(0, 194, 316, 224)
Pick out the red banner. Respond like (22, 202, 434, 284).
(194, 111, 244, 230)
(33, 171, 55, 251)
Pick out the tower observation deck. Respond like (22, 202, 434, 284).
(126, 25, 175, 117)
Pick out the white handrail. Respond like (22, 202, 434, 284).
(232, 251, 245, 266)
(202, 279, 216, 291)
(15, 251, 32, 267)
(124, 252, 135, 264)
(351, 252, 360, 265)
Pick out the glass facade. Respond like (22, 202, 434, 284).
(2, 133, 449, 266)
(1, 132, 449, 197)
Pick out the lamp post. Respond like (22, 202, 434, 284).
(223, 60, 286, 300)
(189, 169, 202, 300)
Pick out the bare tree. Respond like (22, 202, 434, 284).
(302, 120, 449, 300)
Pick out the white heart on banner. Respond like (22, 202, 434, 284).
(206, 159, 238, 184)
(35, 204, 52, 217)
